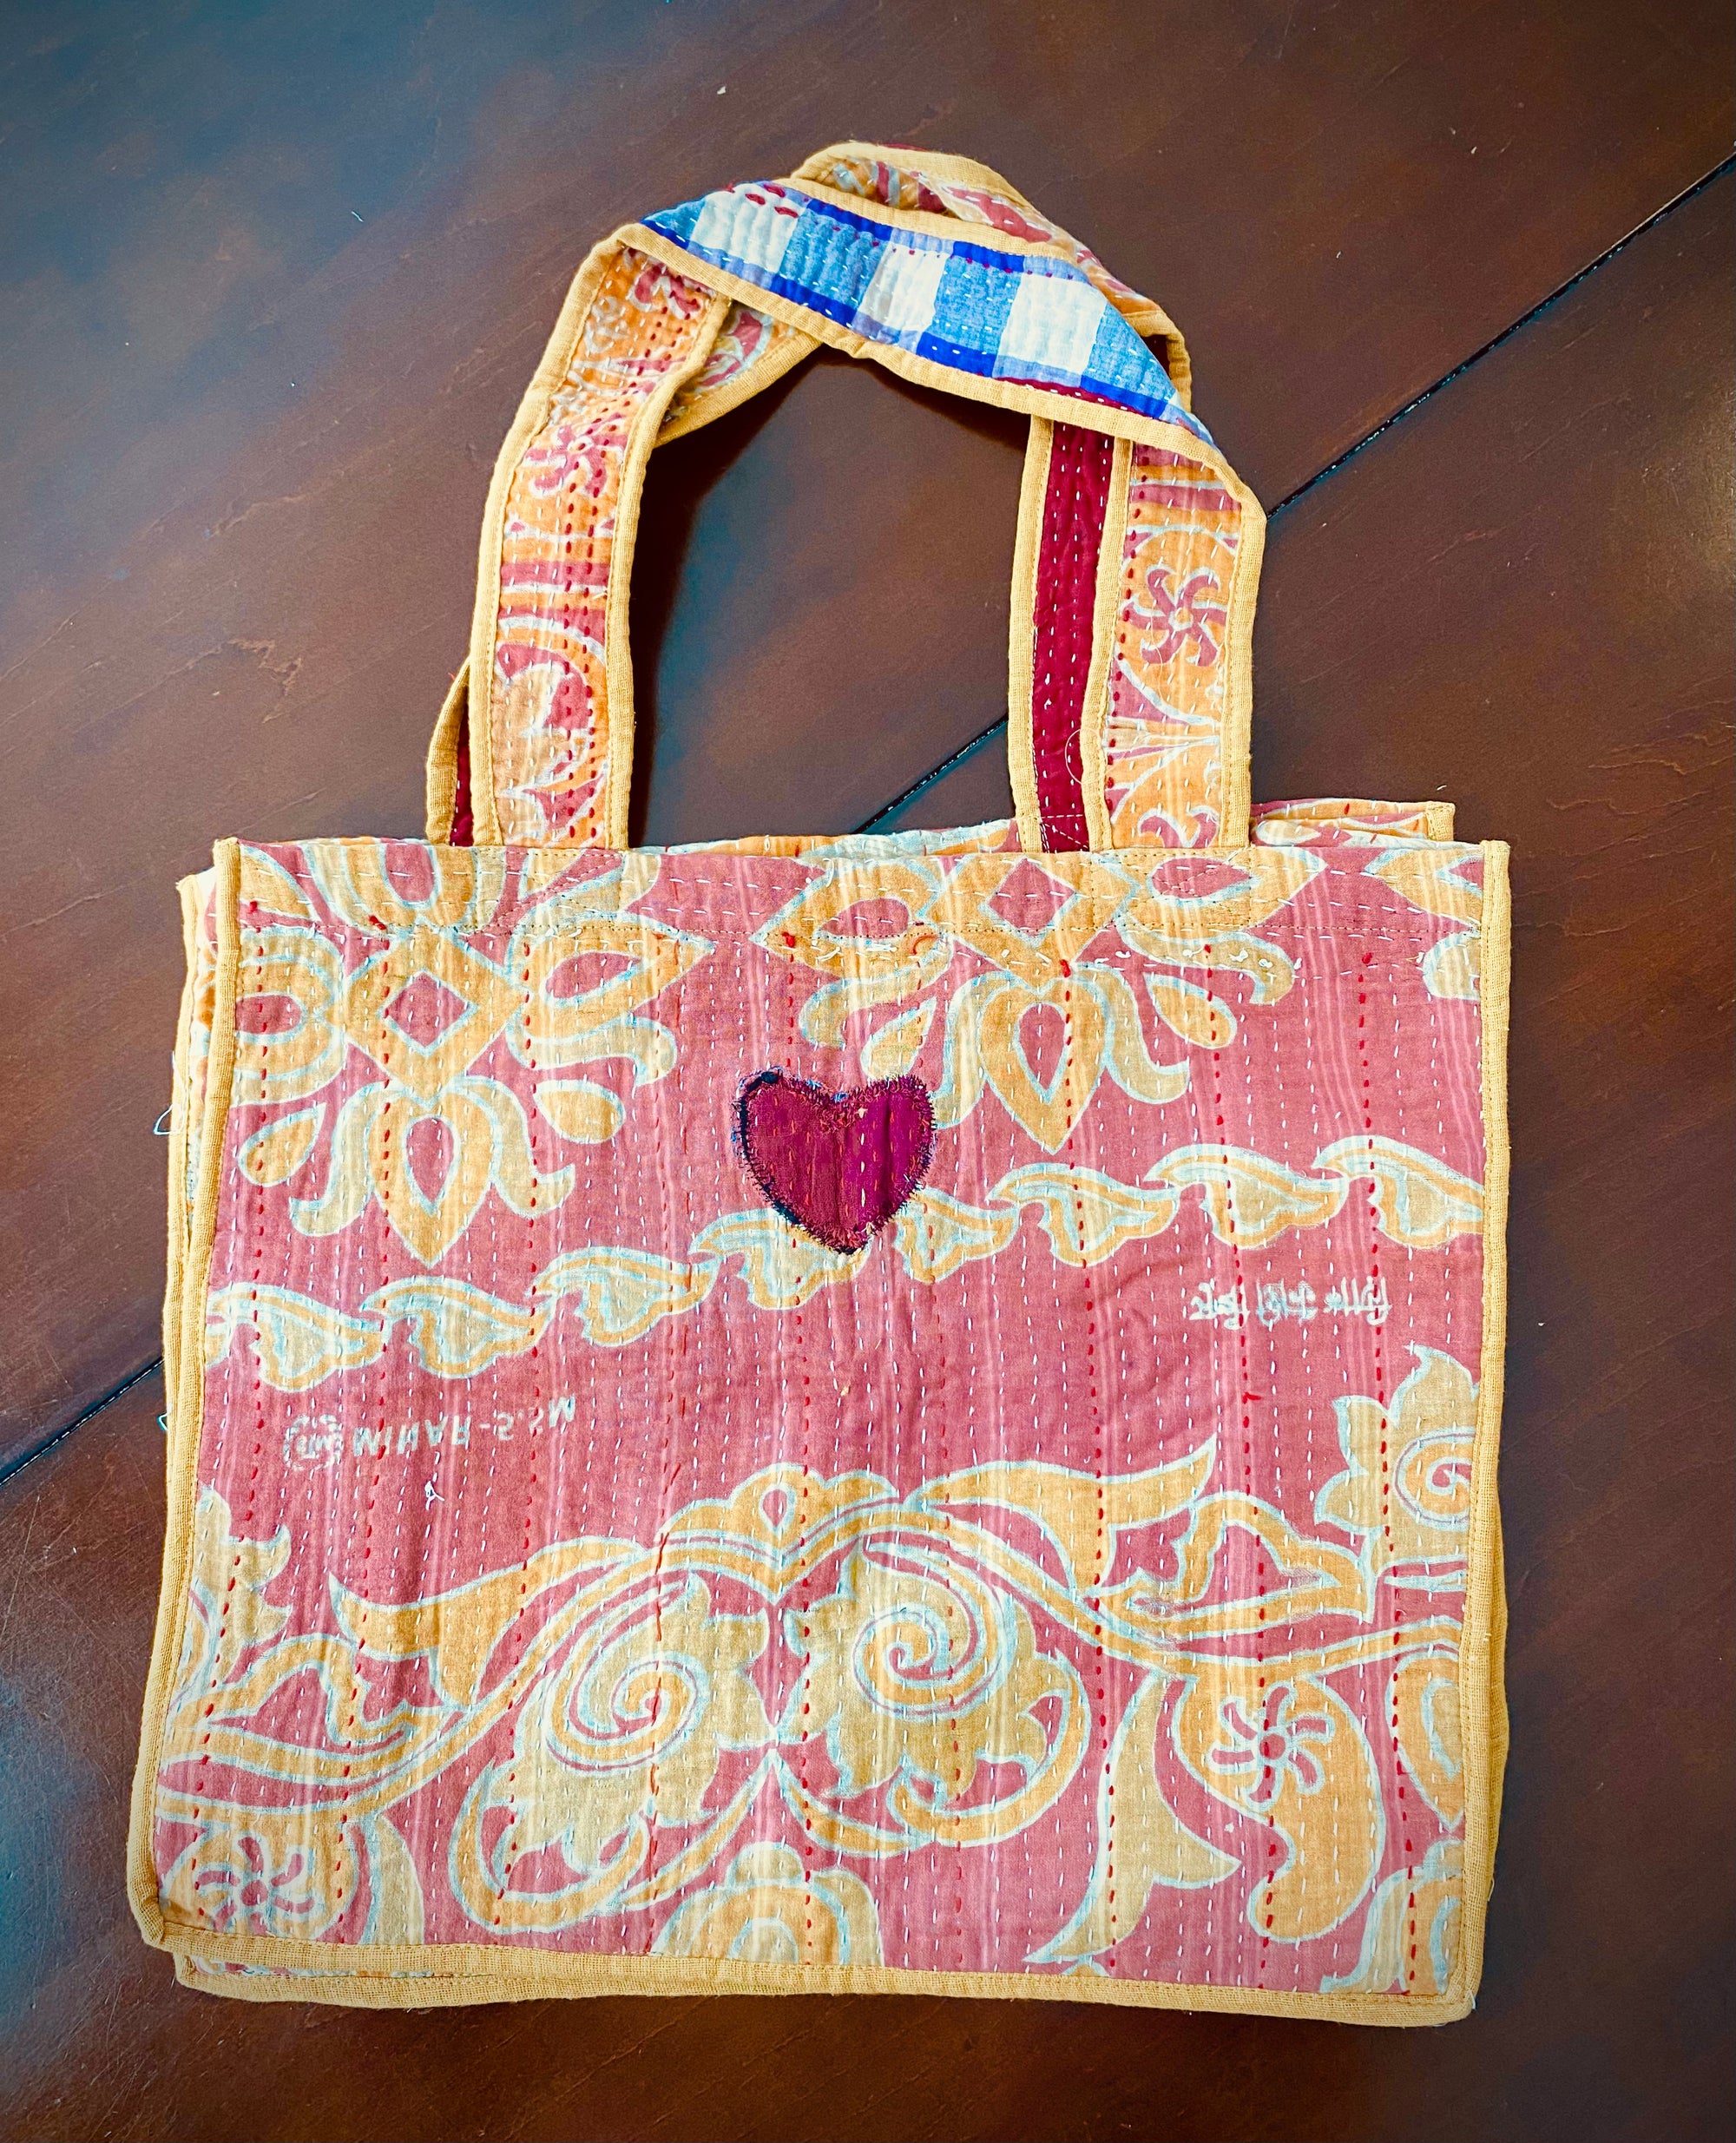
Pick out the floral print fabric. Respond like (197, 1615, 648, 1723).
(139, 823, 1505, 2012)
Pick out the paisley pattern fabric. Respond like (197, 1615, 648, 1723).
(135, 143, 1508, 2021)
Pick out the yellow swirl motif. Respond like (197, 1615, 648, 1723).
(155, 1356, 1477, 1973)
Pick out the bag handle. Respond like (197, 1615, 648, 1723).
(437, 143, 1261, 854)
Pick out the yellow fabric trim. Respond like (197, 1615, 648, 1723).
(777, 175, 1083, 260)
(1443, 838, 1512, 2015)
(159, 878, 201, 1411)
(1079, 433, 1132, 851)
(600, 290, 733, 846)
(128, 838, 243, 1948)
(1251, 799, 1458, 841)
(1486, 1499, 1510, 1863)
(1214, 461, 1265, 851)
(1006, 417, 1051, 851)
(155, 1925, 1470, 2023)
(792, 139, 1034, 200)
(422, 661, 468, 843)
(657, 324, 818, 445)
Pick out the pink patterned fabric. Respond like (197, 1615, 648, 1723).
(153, 830, 1497, 1998)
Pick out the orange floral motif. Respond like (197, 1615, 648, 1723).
(1105, 448, 1248, 847)
(230, 845, 711, 1263)
(1207, 1686, 1335, 1808)
(758, 846, 1320, 1147)
(1135, 562, 1228, 668)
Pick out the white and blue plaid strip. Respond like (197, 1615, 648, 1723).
(644, 182, 1208, 438)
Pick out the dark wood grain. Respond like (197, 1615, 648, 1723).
(1265, 174, 1736, 2141)
(3, 0, 1733, 1463)
(3, 153, 1730, 2143)
(891, 167, 1736, 2134)
(628, 353, 1029, 845)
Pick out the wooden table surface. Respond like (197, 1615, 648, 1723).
(3, 4, 1731, 2138)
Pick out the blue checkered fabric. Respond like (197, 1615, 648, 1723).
(643, 181, 1208, 438)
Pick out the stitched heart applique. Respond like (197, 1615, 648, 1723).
(735, 1069, 935, 1253)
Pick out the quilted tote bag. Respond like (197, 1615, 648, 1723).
(132, 142, 1509, 2021)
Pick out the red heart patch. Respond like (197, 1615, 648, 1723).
(736, 1070, 935, 1253)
